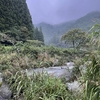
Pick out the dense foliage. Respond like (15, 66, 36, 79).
(0, 24, 100, 100)
(61, 29, 86, 49)
(0, 0, 34, 39)
(0, 1, 100, 99)
(5, 71, 74, 100)
(72, 24, 100, 100)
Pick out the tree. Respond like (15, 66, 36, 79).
(4, 26, 30, 42)
(34, 27, 44, 42)
(39, 27, 44, 42)
(61, 29, 86, 49)
(0, 0, 34, 39)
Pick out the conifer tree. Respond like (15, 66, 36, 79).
(0, 0, 34, 39)
(34, 27, 44, 42)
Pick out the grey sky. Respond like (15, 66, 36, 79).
(26, 0, 100, 24)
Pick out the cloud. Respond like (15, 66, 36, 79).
(26, 0, 100, 24)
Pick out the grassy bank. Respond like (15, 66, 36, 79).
(0, 39, 99, 100)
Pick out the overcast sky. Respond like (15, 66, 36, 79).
(26, 0, 100, 24)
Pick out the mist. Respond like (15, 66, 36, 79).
(26, 0, 100, 24)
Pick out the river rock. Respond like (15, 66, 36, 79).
(25, 62, 75, 80)
(0, 73, 11, 100)
(0, 84, 12, 99)
(65, 62, 74, 66)
(67, 81, 82, 92)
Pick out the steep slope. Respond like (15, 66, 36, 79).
(71, 11, 100, 31)
(0, 0, 34, 39)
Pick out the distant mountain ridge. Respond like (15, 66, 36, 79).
(71, 11, 100, 31)
(35, 11, 100, 45)
(35, 20, 75, 44)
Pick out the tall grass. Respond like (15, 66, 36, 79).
(5, 70, 75, 100)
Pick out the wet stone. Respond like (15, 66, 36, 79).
(0, 73, 11, 100)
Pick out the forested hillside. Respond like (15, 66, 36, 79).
(71, 11, 100, 31)
(0, 0, 34, 39)
(35, 11, 100, 45)
(0, 0, 44, 43)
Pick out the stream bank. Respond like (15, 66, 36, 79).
(25, 62, 81, 92)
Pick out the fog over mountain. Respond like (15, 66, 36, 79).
(26, 0, 100, 24)
(35, 11, 100, 45)
(26, 0, 100, 46)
